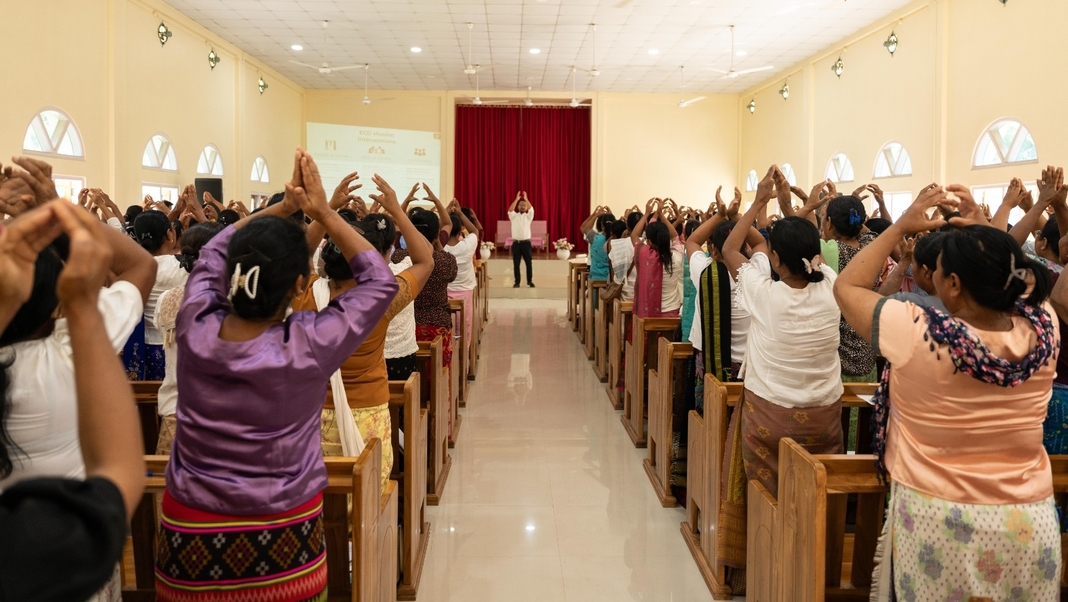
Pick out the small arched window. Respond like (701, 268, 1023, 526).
(825, 153, 855, 183)
(197, 145, 224, 176)
(143, 134, 178, 171)
(745, 169, 758, 192)
(251, 156, 270, 183)
(780, 163, 797, 186)
(874, 142, 912, 178)
(23, 108, 84, 158)
(973, 119, 1037, 168)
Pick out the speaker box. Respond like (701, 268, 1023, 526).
(194, 178, 223, 206)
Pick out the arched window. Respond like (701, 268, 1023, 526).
(973, 119, 1037, 168)
(780, 163, 797, 186)
(143, 134, 178, 171)
(23, 108, 84, 158)
(874, 142, 912, 178)
(251, 156, 270, 183)
(197, 145, 224, 176)
(745, 169, 758, 192)
(825, 153, 855, 183)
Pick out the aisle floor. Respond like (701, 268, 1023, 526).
(418, 299, 740, 602)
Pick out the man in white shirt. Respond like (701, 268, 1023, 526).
(507, 191, 535, 287)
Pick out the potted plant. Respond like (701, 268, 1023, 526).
(553, 238, 574, 260)
(479, 241, 494, 261)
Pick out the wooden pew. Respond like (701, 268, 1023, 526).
(621, 315, 680, 447)
(567, 261, 581, 331)
(449, 297, 468, 412)
(479, 262, 489, 325)
(388, 376, 431, 601)
(585, 280, 608, 361)
(468, 269, 483, 381)
(123, 442, 397, 602)
(591, 283, 611, 382)
(417, 336, 451, 505)
(575, 266, 590, 344)
(132, 381, 163, 455)
(124, 381, 163, 595)
(605, 300, 632, 410)
(643, 338, 693, 507)
(681, 376, 877, 600)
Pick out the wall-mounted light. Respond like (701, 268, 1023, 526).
(883, 31, 899, 56)
(747, 99, 756, 114)
(258, 77, 269, 94)
(999, 0, 1008, 4)
(779, 81, 790, 100)
(157, 22, 172, 46)
(208, 48, 221, 70)
(831, 56, 845, 78)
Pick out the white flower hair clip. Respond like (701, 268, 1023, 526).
(802, 255, 824, 274)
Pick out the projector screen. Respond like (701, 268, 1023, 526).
(306, 122, 442, 204)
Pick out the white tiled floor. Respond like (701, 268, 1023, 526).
(417, 299, 738, 602)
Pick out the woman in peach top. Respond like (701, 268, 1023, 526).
(835, 185, 1061, 601)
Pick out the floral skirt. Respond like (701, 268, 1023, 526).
(320, 402, 394, 493)
(123, 319, 166, 381)
(155, 492, 327, 602)
(872, 482, 1061, 602)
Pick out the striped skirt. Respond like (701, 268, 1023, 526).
(155, 492, 327, 602)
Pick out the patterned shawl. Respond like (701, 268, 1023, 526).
(699, 259, 734, 382)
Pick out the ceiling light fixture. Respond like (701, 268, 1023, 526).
(208, 48, 221, 70)
(410, 46, 422, 53)
(291, 44, 303, 51)
(529, 48, 541, 54)
(258, 77, 268, 94)
(832, 56, 845, 78)
(747, 99, 756, 114)
(648, 48, 659, 55)
(157, 22, 172, 46)
(883, 31, 899, 56)
(779, 81, 789, 99)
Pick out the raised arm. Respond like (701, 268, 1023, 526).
(868, 184, 891, 224)
(1009, 189, 1054, 245)
(508, 191, 522, 213)
(723, 167, 775, 275)
(1039, 166, 1068, 261)
(423, 183, 451, 235)
(580, 206, 604, 235)
(685, 206, 724, 260)
(305, 171, 363, 253)
(631, 198, 658, 245)
(834, 185, 947, 342)
(373, 175, 434, 291)
(452, 200, 479, 238)
(992, 178, 1029, 232)
(401, 183, 420, 214)
(876, 236, 914, 296)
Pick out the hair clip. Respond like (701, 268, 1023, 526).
(376, 219, 387, 231)
(848, 207, 864, 226)
(229, 263, 261, 300)
(802, 255, 824, 274)
(1003, 254, 1028, 290)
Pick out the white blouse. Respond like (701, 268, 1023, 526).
(446, 234, 478, 292)
(385, 257, 419, 359)
(607, 239, 635, 302)
(0, 282, 143, 490)
(734, 252, 843, 408)
(145, 255, 188, 346)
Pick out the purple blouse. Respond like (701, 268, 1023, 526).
(165, 227, 398, 515)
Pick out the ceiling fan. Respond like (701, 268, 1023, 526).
(710, 26, 774, 79)
(459, 71, 509, 105)
(574, 24, 601, 77)
(462, 23, 496, 75)
(567, 67, 592, 108)
(660, 66, 706, 107)
(289, 21, 362, 75)
(359, 65, 394, 105)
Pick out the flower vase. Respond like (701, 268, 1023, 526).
(556, 249, 571, 261)
(480, 248, 491, 261)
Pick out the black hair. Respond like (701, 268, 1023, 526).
(767, 216, 825, 283)
(825, 196, 867, 239)
(360, 214, 397, 256)
(163, 200, 173, 209)
(644, 221, 674, 274)
(226, 216, 310, 321)
(865, 218, 892, 235)
(1038, 218, 1061, 249)
(172, 219, 184, 241)
(939, 212, 963, 232)
(939, 225, 1050, 311)
(0, 247, 62, 346)
(217, 209, 241, 226)
(449, 214, 462, 238)
(266, 192, 305, 224)
(410, 210, 440, 244)
(595, 213, 615, 233)
(610, 220, 627, 240)
(684, 220, 700, 239)
(912, 232, 945, 272)
(0, 356, 16, 478)
(710, 221, 736, 253)
(461, 207, 477, 223)
(337, 209, 359, 223)
(177, 222, 226, 272)
(132, 211, 172, 254)
(626, 212, 642, 232)
(124, 205, 143, 224)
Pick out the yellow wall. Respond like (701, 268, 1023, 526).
(304, 89, 740, 218)
(0, 0, 304, 209)
(738, 0, 1068, 202)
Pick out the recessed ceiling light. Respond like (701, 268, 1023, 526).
(648, 48, 659, 55)
(291, 44, 303, 51)
(736, 50, 747, 57)
(411, 46, 422, 53)
(529, 48, 541, 54)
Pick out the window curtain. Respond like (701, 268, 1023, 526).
(454, 106, 592, 252)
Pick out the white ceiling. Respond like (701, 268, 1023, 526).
(163, 0, 913, 95)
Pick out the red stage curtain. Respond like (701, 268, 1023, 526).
(454, 106, 591, 251)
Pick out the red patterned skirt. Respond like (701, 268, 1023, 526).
(415, 323, 453, 367)
(155, 492, 327, 602)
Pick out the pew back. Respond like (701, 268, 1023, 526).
(606, 300, 632, 410)
(388, 376, 430, 600)
(644, 337, 693, 506)
(416, 336, 451, 505)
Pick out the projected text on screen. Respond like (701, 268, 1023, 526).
(306, 122, 442, 199)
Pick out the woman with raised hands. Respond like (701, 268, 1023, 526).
(445, 198, 480, 363)
(156, 149, 398, 601)
(293, 173, 433, 491)
(834, 184, 1061, 601)
(629, 197, 684, 319)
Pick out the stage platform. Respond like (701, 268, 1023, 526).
(482, 254, 585, 300)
